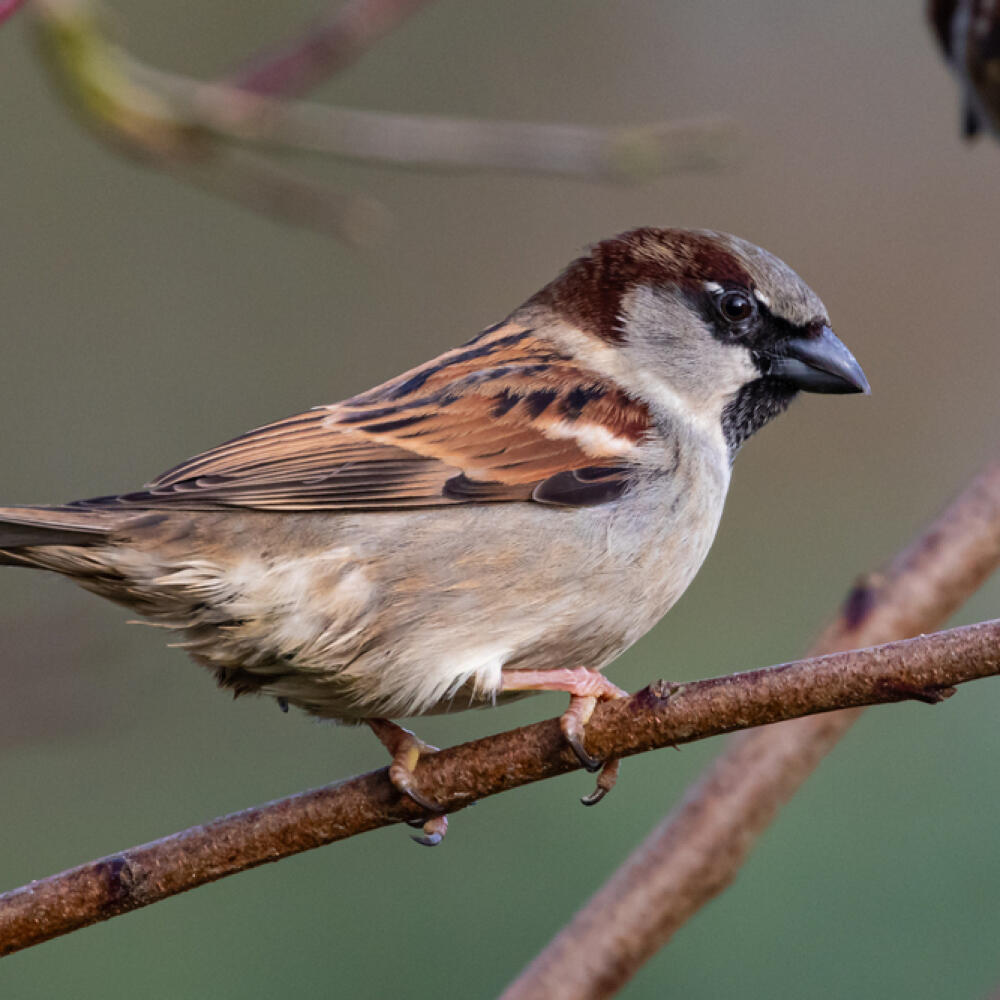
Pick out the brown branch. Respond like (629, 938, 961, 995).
(4, 618, 1000, 958)
(502, 452, 1000, 1000)
(229, 0, 436, 98)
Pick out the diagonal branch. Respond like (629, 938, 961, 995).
(4, 616, 1000, 958)
(502, 451, 1000, 1000)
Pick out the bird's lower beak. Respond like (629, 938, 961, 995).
(767, 325, 870, 395)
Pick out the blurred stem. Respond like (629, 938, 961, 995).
(502, 451, 1000, 1000)
(4, 616, 1000, 957)
(30, 0, 738, 244)
(32, 0, 384, 244)
(133, 61, 739, 180)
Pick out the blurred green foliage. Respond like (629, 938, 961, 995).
(2, 1, 1000, 997)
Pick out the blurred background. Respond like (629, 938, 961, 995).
(2, 1, 1000, 997)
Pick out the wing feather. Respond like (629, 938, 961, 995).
(97, 321, 651, 511)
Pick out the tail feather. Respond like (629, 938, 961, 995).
(0, 506, 120, 550)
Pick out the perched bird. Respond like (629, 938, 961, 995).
(0, 228, 867, 843)
(928, 0, 1000, 138)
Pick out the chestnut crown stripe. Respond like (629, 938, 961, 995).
(530, 227, 754, 344)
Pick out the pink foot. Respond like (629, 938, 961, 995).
(367, 718, 449, 844)
(499, 667, 629, 802)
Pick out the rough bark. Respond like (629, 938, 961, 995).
(4, 617, 1000, 958)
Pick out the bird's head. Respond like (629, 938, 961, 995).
(529, 227, 868, 456)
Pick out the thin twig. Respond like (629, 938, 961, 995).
(31, 0, 738, 246)
(229, 0, 436, 98)
(501, 452, 1000, 1000)
(4, 617, 1000, 957)
(219, 0, 736, 176)
(31, 0, 385, 245)
(130, 61, 740, 182)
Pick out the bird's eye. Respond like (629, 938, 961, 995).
(717, 290, 755, 325)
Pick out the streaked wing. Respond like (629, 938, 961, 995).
(99, 321, 651, 511)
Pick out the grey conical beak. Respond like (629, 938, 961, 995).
(768, 325, 870, 395)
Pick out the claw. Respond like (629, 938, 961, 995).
(390, 767, 445, 815)
(564, 726, 603, 772)
(498, 666, 629, 801)
(410, 815, 448, 847)
(581, 757, 621, 806)
(367, 718, 445, 814)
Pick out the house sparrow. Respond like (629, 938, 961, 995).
(928, 0, 1000, 138)
(0, 228, 867, 844)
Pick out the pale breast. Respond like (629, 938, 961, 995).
(271, 435, 727, 719)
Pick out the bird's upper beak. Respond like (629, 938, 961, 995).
(767, 324, 870, 395)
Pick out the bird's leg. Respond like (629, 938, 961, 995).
(366, 718, 448, 846)
(498, 667, 628, 804)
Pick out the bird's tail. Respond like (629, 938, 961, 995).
(0, 505, 119, 564)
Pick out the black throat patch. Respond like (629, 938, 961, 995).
(721, 379, 797, 458)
